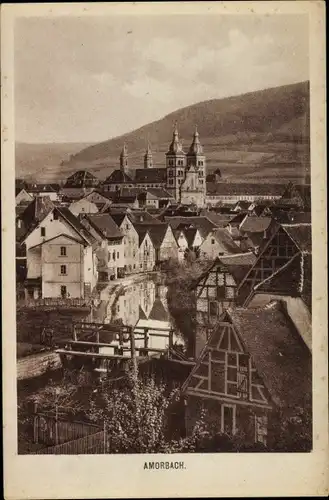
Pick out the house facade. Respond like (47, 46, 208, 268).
(81, 214, 124, 281)
(193, 253, 256, 357)
(22, 207, 97, 299)
(137, 229, 156, 272)
(183, 304, 312, 449)
(109, 214, 140, 274)
(199, 228, 240, 260)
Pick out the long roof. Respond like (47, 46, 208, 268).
(135, 168, 167, 183)
(239, 216, 273, 233)
(209, 228, 242, 254)
(199, 210, 235, 227)
(206, 183, 285, 197)
(228, 304, 312, 410)
(85, 213, 123, 239)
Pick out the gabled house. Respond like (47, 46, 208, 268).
(182, 302, 312, 449)
(109, 213, 140, 274)
(134, 226, 156, 272)
(145, 188, 175, 209)
(237, 223, 312, 307)
(69, 197, 99, 216)
(238, 216, 276, 253)
(26, 183, 61, 201)
(133, 223, 179, 265)
(21, 206, 98, 299)
(16, 188, 33, 206)
(193, 252, 256, 357)
(16, 196, 55, 282)
(199, 228, 241, 260)
(164, 216, 217, 240)
(81, 214, 124, 280)
(181, 227, 203, 250)
(71, 190, 113, 213)
(173, 230, 189, 261)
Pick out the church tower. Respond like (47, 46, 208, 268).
(144, 142, 153, 169)
(120, 143, 128, 173)
(180, 126, 206, 207)
(165, 123, 186, 200)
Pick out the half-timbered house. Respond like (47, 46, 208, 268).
(182, 302, 312, 449)
(237, 223, 312, 306)
(193, 253, 256, 357)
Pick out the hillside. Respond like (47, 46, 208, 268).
(15, 142, 94, 182)
(16, 81, 310, 183)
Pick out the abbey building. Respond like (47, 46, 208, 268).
(103, 125, 207, 208)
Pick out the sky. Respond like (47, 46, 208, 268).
(15, 14, 309, 144)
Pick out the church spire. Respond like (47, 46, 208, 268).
(188, 124, 203, 155)
(144, 141, 153, 169)
(120, 143, 128, 172)
(167, 122, 184, 155)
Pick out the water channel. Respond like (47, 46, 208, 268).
(89, 275, 185, 356)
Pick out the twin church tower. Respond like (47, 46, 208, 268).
(119, 124, 206, 207)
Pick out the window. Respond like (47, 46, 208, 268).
(211, 238, 215, 245)
(60, 246, 66, 256)
(209, 300, 218, 316)
(41, 227, 46, 237)
(60, 285, 67, 298)
(60, 265, 67, 275)
(221, 404, 236, 435)
(53, 211, 59, 220)
(169, 179, 174, 185)
(117, 252, 119, 259)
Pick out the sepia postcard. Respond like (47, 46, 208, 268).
(1, 1, 328, 498)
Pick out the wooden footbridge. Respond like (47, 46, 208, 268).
(56, 321, 192, 373)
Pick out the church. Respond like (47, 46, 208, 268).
(103, 125, 207, 208)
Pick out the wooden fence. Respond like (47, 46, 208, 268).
(33, 413, 102, 446)
(35, 430, 105, 455)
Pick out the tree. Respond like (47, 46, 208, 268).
(87, 365, 207, 454)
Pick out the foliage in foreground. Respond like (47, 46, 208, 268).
(88, 365, 208, 453)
